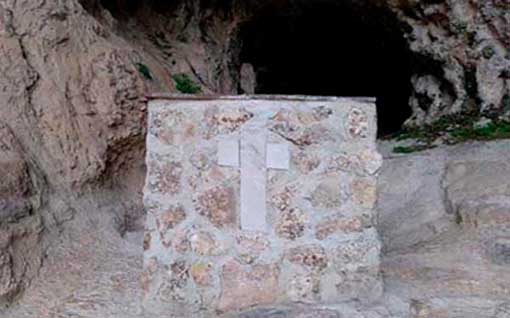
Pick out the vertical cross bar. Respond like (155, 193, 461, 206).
(240, 122, 267, 232)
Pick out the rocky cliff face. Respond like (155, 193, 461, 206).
(0, 0, 148, 307)
(386, 0, 510, 125)
(0, 0, 509, 314)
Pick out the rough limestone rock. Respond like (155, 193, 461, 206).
(0, 124, 42, 307)
(76, 0, 510, 126)
(378, 140, 510, 318)
(384, 0, 510, 124)
(0, 0, 147, 312)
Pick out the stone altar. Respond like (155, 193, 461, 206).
(143, 95, 383, 317)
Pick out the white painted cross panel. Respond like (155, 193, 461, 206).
(218, 139, 239, 167)
(217, 124, 290, 232)
(266, 143, 290, 170)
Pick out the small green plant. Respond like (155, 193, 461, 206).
(136, 63, 153, 80)
(451, 120, 510, 140)
(172, 73, 201, 94)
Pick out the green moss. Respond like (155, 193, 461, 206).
(393, 145, 436, 154)
(172, 73, 201, 94)
(135, 63, 153, 80)
(390, 114, 510, 154)
(476, 121, 510, 137)
(450, 20, 467, 35)
(482, 46, 495, 59)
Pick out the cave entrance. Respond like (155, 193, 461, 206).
(240, 1, 413, 136)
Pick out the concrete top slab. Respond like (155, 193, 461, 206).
(147, 93, 376, 103)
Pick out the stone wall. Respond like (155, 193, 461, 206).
(143, 95, 383, 316)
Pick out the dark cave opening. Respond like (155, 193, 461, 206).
(240, 2, 414, 136)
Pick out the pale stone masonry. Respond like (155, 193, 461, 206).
(143, 95, 383, 317)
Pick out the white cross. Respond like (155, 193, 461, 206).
(218, 122, 289, 232)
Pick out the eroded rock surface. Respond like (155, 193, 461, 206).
(0, 0, 147, 312)
(378, 140, 510, 318)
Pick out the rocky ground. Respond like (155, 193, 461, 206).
(2, 139, 509, 318)
(378, 139, 510, 318)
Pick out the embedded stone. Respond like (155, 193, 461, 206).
(141, 257, 160, 294)
(151, 110, 197, 144)
(172, 228, 190, 253)
(151, 126, 175, 145)
(216, 109, 254, 131)
(270, 123, 331, 147)
(326, 153, 360, 173)
(236, 232, 270, 264)
(334, 232, 380, 272)
(315, 216, 364, 240)
(275, 208, 306, 240)
(146, 257, 160, 274)
(154, 260, 191, 303)
(190, 262, 214, 286)
(188, 165, 230, 191)
(271, 186, 295, 212)
(309, 180, 344, 209)
(205, 107, 254, 137)
(196, 186, 236, 227)
(346, 108, 368, 138)
(158, 279, 188, 303)
(206, 166, 228, 182)
(218, 260, 280, 312)
(191, 151, 212, 170)
(312, 106, 333, 121)
(150, 111, 174, 144)
(151, 161, 183, 195)
(282, 265, 318, 303)
(292, 151, 321, 174)
(189, 231, 217, 256)
(156, 205, 186, 233)
(286, 244, 328, 272)
(359, 149, 383, 175)
(351, 178, 377, 208)
(271, 107, 332, 125)
(171, 260, 189, 284)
